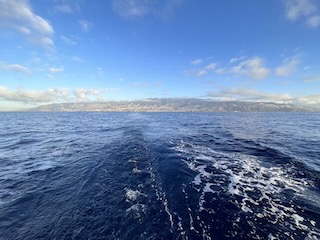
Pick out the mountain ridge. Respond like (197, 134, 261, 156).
(28, 98, 317, 112)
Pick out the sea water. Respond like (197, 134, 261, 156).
(0, 112, 319, 239)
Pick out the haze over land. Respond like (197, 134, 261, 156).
(0, 0, 320, 111)
(30, 99, 315, 112)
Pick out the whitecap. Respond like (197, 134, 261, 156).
(125, 188, 146, 202)
(173, 140, 319, 238)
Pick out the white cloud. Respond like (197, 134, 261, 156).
(191, 59, 203, 65)
(0, 61, 32, 75)
(113, 0, 151, 18)
(54, 1, 83, 14)
(229, 56, 246, 64)
(184, 53, 307, 80)
(231, 57, 270, 80)
(208, 89, 295, 104)
(285, 0, 316, 20)
(275, 56, 299, 76)
(303, 75, 320, 83)
(304, 66, 312, 70)
(49, 67, 64, 74)
(184, 61, 218, 77)
(297, 94, 320, 104)
(183, 69, 208, 77)
(0, 0, 54, 46)
(73, 88, 101, 101)
(195, 70, 208, 77)
(185, 56, 270, 79)
(78, 20, 92, 32)
(205, 63, 217, 71)
(73, 88, 117, 102)
(307, 14, 320, 27)
(60, 35, 77, 45)
(208, 88, 320, 106)
(183, 59, 218, 77)
(284, 0, 320, 27)
(229, 58, 238, 64)
(185, 54, 305, 80)
(0, 86, 69, 103)
(0, 86, 112, 104)
(112, 0, 183, 20)
(215, 68, 226, 74)
(54, 4, 73, 13)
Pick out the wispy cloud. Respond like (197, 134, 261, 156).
(229, 56, 246, 64)
(205, 63, 217, 71)
(113, 0, 151, 18)
(183, 69, 208, 77)
(208, 89, 293, 102)
(73, 88, 119, 101)
(304, 66, 312, 70)
(73, 88, 102, 101)
(275, 55, 300, 76)
(208, 88, 320, 105)
(285, 0, 316, 20)
(78, 20, 93, 32)
(54, 4, 73, 14)
(184, 53, 305, 80)
(195, 70, 208, 77)
(0, 86, 114, 104)
(297, 94, 320, 104)
(303, 75, 320, 83)
(49, 67, 64, 74)
(0, 61, 32, 75)
(284, 0, 320, 27)
(112, 0, 184, 20)
(215, 68, 226, 74)
(191, 59, 203, 65)
(184, 61, 218, 77)
(54, 0, 85, 14)
(0, 86, 69, 103)
(231, 57, 270, 80)
(60, 35, 77, 45)
(186, 54, 272, 80)
(0, 0, 54, 46)
(306, 14, 320, 27)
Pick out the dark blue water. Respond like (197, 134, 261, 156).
(0, 112, 319, 240)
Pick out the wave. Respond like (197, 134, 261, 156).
(171, 138, 320, 239)
(0, 112, 319, 240)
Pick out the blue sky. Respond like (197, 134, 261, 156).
(0, 0, 320, 110)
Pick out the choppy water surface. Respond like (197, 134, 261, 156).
(0, 112, 319, 239)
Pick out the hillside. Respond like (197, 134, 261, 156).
(29, 99, 315, 112)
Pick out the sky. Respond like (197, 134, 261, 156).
(0, 0, 320, 110)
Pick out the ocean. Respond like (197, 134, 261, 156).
(0, 112, 319, 240)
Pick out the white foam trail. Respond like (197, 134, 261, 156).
(151, 182, 175, 231)
(163, 193, 174, 229)
(126, 203, 147, 213)
(182, 186, 199, 234)
(132, 167, 141, 173)
(125, 188, 146, 202)
(174, 141, 319, 239)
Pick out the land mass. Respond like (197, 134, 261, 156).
(28, 98, 316, 112)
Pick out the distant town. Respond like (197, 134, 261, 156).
(29, 98, 316, 112)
